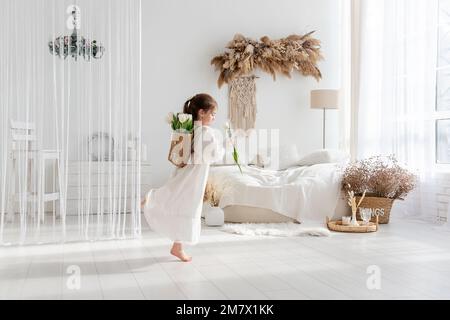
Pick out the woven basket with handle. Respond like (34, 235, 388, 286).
(355, 196, 395, 224)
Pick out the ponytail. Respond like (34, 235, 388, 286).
(183, 97, 194, 115)
(182, 93, 217, 121)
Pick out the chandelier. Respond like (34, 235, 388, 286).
(48, 6, 105, 61)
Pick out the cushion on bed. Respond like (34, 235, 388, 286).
(250, 144, 300, 170)
(269, 144, 300, 170)
(297, 149, 350, 166)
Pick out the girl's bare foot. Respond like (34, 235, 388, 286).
(170, 242, 192, 262)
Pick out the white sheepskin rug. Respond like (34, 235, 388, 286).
(221, 222, 331, 237)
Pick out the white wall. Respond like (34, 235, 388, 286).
(142, 0, 343, 187)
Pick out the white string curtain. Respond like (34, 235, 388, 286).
(0, 0, 142, 245)
(354, 0, 439, 222)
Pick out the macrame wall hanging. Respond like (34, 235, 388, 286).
(229, 75, 257, 131)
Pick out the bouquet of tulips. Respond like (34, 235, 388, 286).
(167, 112, 194, 133)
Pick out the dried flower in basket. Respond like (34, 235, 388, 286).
(342, 155, 417, 200)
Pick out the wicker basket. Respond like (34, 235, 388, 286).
(355, 196, 395, 224)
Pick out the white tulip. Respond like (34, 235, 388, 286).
(178, 113, 190, 123)
(166, 112, 174, 124)
(224, 121, 232, 139)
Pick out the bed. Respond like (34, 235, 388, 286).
(208, 163, 350, 224)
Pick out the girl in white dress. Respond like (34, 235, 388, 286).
(142, 94, 224, 262)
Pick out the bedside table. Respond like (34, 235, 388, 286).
(66, 161, 151, 215)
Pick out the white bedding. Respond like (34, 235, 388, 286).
(209, 164, 344, 223)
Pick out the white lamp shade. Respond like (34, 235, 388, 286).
(310, 89, 340, 110)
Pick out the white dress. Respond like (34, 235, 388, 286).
(143, 124, 224, 245)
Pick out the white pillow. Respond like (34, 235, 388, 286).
(297, 149, 350, 166)
(222, 140, 249, 165)
(263, 144, 300, 170)
(248, 153, 270, 168)
(248, 147, 271, 168)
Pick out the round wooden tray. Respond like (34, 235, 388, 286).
(326, 217, 378, 233)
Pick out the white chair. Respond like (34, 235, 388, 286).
(6, 120, 63, 223)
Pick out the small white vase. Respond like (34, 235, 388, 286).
(204, 205, 224, 227)
(342, 216, 351, 226)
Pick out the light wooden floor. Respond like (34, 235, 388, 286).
(1, 218, 450, 300)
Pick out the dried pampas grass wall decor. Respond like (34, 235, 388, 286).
(211, 31, 323, 88)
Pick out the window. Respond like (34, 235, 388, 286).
(436, 0, 450, 163)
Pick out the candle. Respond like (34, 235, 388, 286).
(342, 216, 351, 225)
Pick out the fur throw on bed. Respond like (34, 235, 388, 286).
(211, 32, 323, 88)
(221, 222, 331, 237)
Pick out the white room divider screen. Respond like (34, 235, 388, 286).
(0, 0, 142, 245)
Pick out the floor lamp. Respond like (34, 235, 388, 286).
(310, 89, 340, 149)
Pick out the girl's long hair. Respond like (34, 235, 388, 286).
(183, 93, 217, 121)
(182, 94, 217, 159)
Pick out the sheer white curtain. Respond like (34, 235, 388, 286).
(353, 0, 439, 221)
(0, 0, 142, 245)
